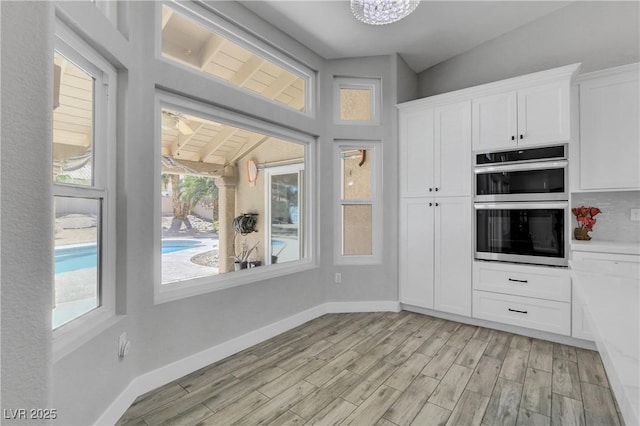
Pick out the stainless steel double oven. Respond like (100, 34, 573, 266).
(474, 145, 568, 267)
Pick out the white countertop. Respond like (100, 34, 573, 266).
(571, 239, 640, 256)
(570, 260, 640, 425)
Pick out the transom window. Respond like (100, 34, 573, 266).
(160, 3, 312, 113)
(334, 77, 381, 125)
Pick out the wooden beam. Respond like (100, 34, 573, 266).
(229, 56, 265, 86)
(199, 34, 226, 70)
(262, 72, 299, 100)
(228, 135, 270, 164)
(170, 122, 204, 157)
(161, 8, 173, 29)
(161, 158, 226, 177)
(199, 126, 239, 161)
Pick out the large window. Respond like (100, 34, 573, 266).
(156, 93, 314, 302)
(335, 141, 382, 264)
(160, 2, 313, 114)
(52, 25, 116, 330)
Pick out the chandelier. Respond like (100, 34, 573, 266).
(351, 0, 420, 25)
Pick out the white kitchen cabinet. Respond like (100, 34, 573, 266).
(472, 81, 570, 151)
(399, 108, 433, 198)
(433, 101, 472, 197)
(571, 291, 594, 341)
(399, 197, 471, 317)
(399, 100, 471, 197)
(575, 63, 640, 191)
(472, 260, 571, 336)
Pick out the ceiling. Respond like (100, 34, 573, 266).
(239, 1, 572, 73)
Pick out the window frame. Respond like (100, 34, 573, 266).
(52, 19, 119, 361)
(264, 163, 305, 265)
(334, 140, 383, 265)
(154, 91, 317, 305)
(156, 0, 316, 117)
(333, 77, 381, 125)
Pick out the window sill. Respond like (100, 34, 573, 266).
(155, 259, 318, 305)
(53, 308, 125, 363)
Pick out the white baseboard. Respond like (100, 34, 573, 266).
(325, 300, 401, 313)
(95, 300, 397, 425)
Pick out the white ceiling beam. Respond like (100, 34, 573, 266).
(199, 126, 239, 161)
(170, 122, 204, 157)
(229, 56, 265, 87)
(161, 8, 173, 29)
(228, 135, 269, 164)
(199, 35, 226, 70)
(262, 72, 299, 100)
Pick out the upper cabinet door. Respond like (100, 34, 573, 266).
(578, 69, 639, 191)
(399, 108, 434, 197)
(472, 91, 517, 152)
(434, 101, 472, 196)
(517, 81, 570, 147)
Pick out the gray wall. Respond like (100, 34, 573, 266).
(1, 2, 54, 422)
(418, 1, 640, 97)
(322, 55, 401, 304)
(49, 2, 331, 424)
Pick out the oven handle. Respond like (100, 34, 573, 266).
(474, 160, 568, 174)
(474, 202, 568, 210)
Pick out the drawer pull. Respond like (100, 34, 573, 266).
(508, 308, 528, 314)
(508, 278, 528, 284)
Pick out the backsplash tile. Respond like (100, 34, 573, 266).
(571, 191, 640, 243)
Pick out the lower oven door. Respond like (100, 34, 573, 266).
(475, 202, 568, 267)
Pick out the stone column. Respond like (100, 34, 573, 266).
(215, 165, 238, 273)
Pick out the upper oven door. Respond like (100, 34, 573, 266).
(475, 160, 568, 202)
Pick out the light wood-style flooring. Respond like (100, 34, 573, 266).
(117, 311, 623, 426)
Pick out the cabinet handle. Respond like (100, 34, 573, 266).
(435, 187, 439, 192)
(429, 202, 433, 206)
(511, 136, 515, 141)
(429, 188, 433, 192)
(435, 202, 439, 207)
(508, 278, 528, 284)
(520, 134, 524, 140)
(508, 308, 528, 314)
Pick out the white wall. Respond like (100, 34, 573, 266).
(418, 1, 640, 97)
(1, 2, 54, 421)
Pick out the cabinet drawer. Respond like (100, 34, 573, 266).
(473, 261, 570, 302)
(473, 290, 570, 335)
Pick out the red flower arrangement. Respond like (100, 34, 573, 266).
(571, 206, 601, 241)
(571, 206, 601, 230)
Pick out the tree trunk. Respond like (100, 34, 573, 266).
(169, 174, 192, 233)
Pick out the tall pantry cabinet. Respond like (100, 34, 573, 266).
(398, 99, 472, 316)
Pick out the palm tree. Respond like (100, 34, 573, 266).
(163, 174, 219, 233)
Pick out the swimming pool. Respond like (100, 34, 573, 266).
(55, 240, 204, 273)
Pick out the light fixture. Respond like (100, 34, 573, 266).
(351, 0, 419, 25)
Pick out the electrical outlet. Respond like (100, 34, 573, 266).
(631, 208, 640, 221)
(335, 273, 342, 284)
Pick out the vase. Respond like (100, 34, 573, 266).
(574, 227, 591, 241)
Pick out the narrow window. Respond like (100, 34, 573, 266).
(52, 29, 115, 330)
(335, 141, 382, 264)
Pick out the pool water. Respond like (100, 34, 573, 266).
(55, 240, 203, 273)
